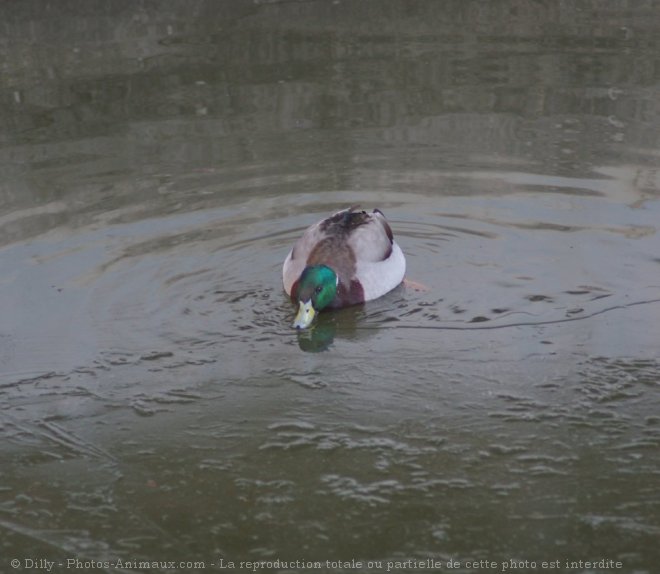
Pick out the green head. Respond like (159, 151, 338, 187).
(293, 265, 338, 329)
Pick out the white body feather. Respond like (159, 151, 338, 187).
(354, 240, 406, 301)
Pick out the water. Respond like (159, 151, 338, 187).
(1, 1, 659, 573)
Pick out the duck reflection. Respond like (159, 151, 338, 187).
(292, 294, 406, 352)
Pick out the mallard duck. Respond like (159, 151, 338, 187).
(283, 207, 406, 328)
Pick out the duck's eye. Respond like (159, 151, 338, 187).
(315, 285, 323, 294)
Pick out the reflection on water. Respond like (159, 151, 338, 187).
(1, 1, 659, 573)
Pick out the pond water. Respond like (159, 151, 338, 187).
(1, 1, 659, 573)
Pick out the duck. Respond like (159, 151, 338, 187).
(283, 207, 406, 329)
